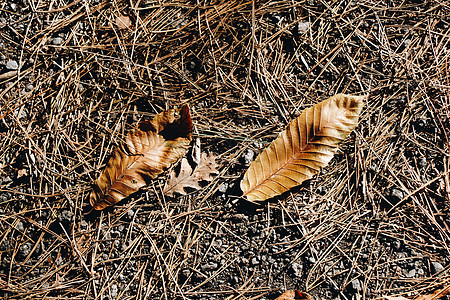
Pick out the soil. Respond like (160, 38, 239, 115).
(1, 0, 449, 299)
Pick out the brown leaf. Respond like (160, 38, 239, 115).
(115, 15, 131, 29)
(241, 94, 366, 202)
(275, 290, 312, 300)
(90, 105, 192, 210)
(163, 150, 218, 196)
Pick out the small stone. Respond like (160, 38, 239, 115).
(16, 221, 24, 231)
(251, 257, 259, 266)
(391, 188, 404, 201)
(52, 37, 63, 45)
(19, 243, 31, 258)
(127, 210, 134, 219)
(351, 279, 362, 292)
(430, 261, 444, 274)
(218, 183, 228, 193)
(58, 210, 74, 222)
(110, 284, 118, 298)
(290, 262, 303, 277)
(418, 157, 427, 168)
(243, 149, 254, 165)
(308, 256, 316, 264)
(406, 269, 416, 278)
(297, 21, 310, 33)
(6, 60, 19, 70)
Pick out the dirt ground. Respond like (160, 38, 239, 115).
(1, 0, 449, 299)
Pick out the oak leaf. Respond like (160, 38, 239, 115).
(241, 94, 366, 202)
(275, 290, 312, 300)
(163, 151, 218, 196)
(90, 105, 192, 210)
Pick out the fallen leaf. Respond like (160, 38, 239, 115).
(241, 93, 366, 202)
(115, 15, 131, 29)
(90, 105, 192, 210)
(163, 147, 218, 196)
(275, 290, 312, 300)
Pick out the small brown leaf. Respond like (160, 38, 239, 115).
(90, 105, 192, 210)
(115, 15, 131, 29)
(275, 290, 312, 300)
(241, 93, 366, 202)
(163, 150, 218, 196)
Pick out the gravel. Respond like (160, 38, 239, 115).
(0, 1, 448, 299)
(5, 60, 18, 70)
(430, 261, 444, 274)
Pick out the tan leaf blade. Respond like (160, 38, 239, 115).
(240, 94, 366, 202)
(163, 152, 218, 196)
(90, 105, 192, 210)
(275, 290, 312, 300)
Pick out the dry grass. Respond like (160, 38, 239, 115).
(0, 0, 449, 299)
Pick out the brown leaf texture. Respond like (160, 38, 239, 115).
(90, 105, 192, 210)
(275, 290, 312, 300)
(241, 94, 366, 202)
(163, 152, 218, 196)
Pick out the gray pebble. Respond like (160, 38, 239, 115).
(58, 210, 73, 222)
(6, 60, 19, 70)
(16, 221, 24, 231)
(418, 157, 427, 168)
(290, 262, 302, 277)
(351, 279, 362, 292)
(218, 183, 228, 193)
(391, 188, 404, 201)
(52, 37, 63, 45)
(110, 284, 118, 298)
(127, 210, 135, 219)
(19, 243, 31, 258)
(405, 269, 416, 278)
(251, 257, 259, 266)
(298, 21, 310, 33)
(431, 261, 444, 274)
(308, 256, 316, 264)
(243, 149, 254, 165)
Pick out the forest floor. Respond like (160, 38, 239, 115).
(1, 0, 450, 299)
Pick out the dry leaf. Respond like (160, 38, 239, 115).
(90, 105, 192, 210)
(163, 151, 218, 196)
(115, 15, 131, 29)
(241, 93, 366, 202)
(275, 290, 312, 300)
